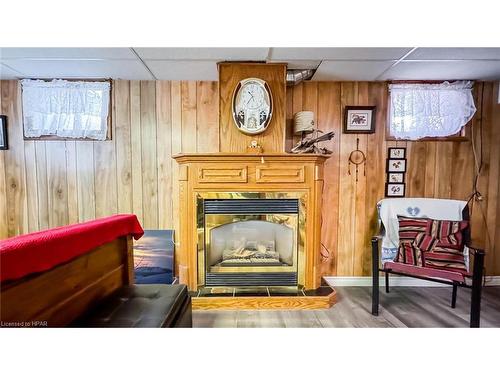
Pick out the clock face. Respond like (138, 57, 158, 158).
(232, 78, 272, 135)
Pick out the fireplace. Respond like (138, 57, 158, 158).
(196, 192, 306, 288)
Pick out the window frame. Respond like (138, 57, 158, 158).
(385, 80, 473, 142)
(21, 78, 113, 141)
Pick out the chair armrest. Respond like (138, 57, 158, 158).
(468, 246, 485, 256)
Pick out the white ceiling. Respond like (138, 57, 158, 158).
(1, 47, 499, 81)
(312, 60, 395, 81)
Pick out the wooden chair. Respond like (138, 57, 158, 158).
(371, 198, 485, 328)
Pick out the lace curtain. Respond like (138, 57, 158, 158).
(389, 81, 476, 140)
(22, 79, 110, 140)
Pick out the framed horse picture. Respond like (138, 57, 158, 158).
(343, 106, 376, 134)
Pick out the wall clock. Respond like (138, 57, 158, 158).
(232, 77, 273, 135)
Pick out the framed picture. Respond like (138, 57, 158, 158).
(0, 115, 7, 150)
(388, 147, 406, 159)
(386, 183, 405, 197)
(343, 106, 376, 134)
(387, 172, 405, 183)
(387, 158, 407, 172)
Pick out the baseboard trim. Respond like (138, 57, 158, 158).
(324, 276, 500, 287)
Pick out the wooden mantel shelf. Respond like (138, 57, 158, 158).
(173, 152, 330, 163)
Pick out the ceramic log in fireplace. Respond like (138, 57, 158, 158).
(198, 194, 306, 287)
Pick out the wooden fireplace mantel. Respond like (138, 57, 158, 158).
(172, 152, 329, 163)
(173, 152, 329, 294)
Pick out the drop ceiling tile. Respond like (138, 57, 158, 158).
(267, 60, 321, 69)
(270, 47, 412, 61)
(0, 48, 136, 59)
(380, 60, 500, 80)
(144, 60, 218, 80)
(312, 60, 395, 81)
(135, 47, 269, 61)
(406, 48, 500, 60)
(0, 63, 22, 79)
(3, 59, 153, 79)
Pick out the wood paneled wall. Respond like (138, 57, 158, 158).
(1, 80, 499, 276)
(0, 80, 219, 244)
(288, 81, 500, 276)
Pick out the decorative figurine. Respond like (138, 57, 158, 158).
(291, 129, 335, 154)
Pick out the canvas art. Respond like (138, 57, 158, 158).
(133, 230, 175, 284)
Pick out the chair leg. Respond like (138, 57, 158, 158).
(451, 283, 458, 308)
(371, 237, 379, 316)
(470, 250, 485, 328)
(385, 271, 390, 293)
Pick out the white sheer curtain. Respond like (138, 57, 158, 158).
(389, 81, 476, 140)
(21, 79, 110, 140)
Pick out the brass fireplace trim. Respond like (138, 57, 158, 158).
(196, 191, 307, 289)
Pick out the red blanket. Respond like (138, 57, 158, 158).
(0, 214, 144, 282)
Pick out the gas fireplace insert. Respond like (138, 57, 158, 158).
(196, 192, 306, 288)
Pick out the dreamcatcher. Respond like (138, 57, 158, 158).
(348, 137, 366, 182)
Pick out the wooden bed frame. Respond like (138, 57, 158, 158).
(0, 235, 134, 327)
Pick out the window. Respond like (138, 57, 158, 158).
(21, 79, 111, 140)
(388, 81, 476, 140)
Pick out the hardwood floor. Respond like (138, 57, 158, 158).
(193, 286, 500, 328)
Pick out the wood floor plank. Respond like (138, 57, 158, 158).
(192, 286, 500, 328)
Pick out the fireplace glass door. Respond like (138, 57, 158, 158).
(202, 198, 299, 287)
